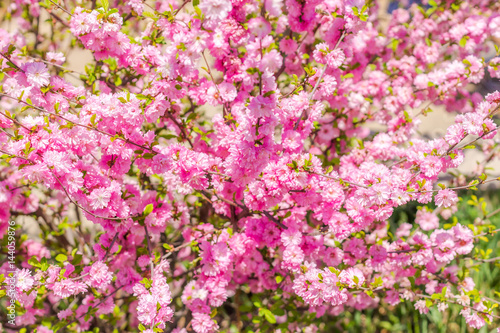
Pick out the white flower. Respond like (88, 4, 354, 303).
(46, 52, 65, 65)
(16, 269, 34, 292)
(88, 188, 111, 210)
(437, 302, 449, 312)
(24, 62, 50, 87)
(199, 0, 232, 21)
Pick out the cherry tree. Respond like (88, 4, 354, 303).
(0, 0, 500, 332)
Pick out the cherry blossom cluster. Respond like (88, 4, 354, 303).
(0, 0, 500, 332)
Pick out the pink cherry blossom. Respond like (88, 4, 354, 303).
(24, 62, 50, 87)
(1, 0, 500, 331)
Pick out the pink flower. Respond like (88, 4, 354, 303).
(420, 156, 443, 178)
(248, 17, 271, 38)
(313, 43, 329, 64)
(434, 189, 458, 208)
(282, 245, 304, 267)
(431, 229, 456, 263)
(86, 261, 113, 290)
(47, 266, 61, 284)
(192, 312, 219, 333)
(416, 209, 439, 231)
(46, 52, 65, 65)
(280, 228, 302, 247)
(199, 0, 232, 21)
(280, 38, 298, 55)
(444, 124, 465, 146)
(369, 245, 387, 266)
(137, 255, 151, 270)
(57, 309, 73, 320)
(218, 82, 237, 102)
(323, 247, 344, 267)
(414, 300, 429, 314)
(459, 277, 475, 292)
(16, 269, 34, 292)
(248, 95, 274, 118)
(326, 49, 345, 68)
(339, 267, 365, 288)
(385, 290, 401, 306)
(137, 293, 157, 325)
(24, 62, 50, 87)
(461, 308, 487, 329)
(437, 302, 448, 312)
(189, 299, 210, 314)
(486, 90, 500, 103)
(452, 224, 473, 255)
(395, 222, 412, 238)
(88, 188, 112, 210)
(52, 279, 87, 298)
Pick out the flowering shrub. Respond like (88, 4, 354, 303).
(1, 0, 500, 332)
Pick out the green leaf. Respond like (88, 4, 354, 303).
(459, 36, 468, 48)
(140, 278, 152, 288)
(41, 257, 49, 271)
(263, 309, 276, 324)
(28, 256, 40, 268)
(142, 153, 155, 159)
(52, 321, 68, 332)
(194, 5, 202, 17)
(143, 204, 154, 216)
(388, 39, 399, 52)
(142, 11, 157, 19)
(55, 254, 68, 262)
(101, 0, 109, 12)
(72, 254, 83, 265)
(431, 293, 442, 300)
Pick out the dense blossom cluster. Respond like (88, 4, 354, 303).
(0, 0, 500, 332)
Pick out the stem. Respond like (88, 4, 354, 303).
(294, 31, 346, 130)
(103, 233, 119, 259)
(0, 92, 154, 152)
(144, 225, 155, 279)
(474, 228, 500, 238)
(51, 170, 129, 221)
(310, 171, 368, 188)
(416, 293, 500, 319)
(49, 0, 73, 16)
